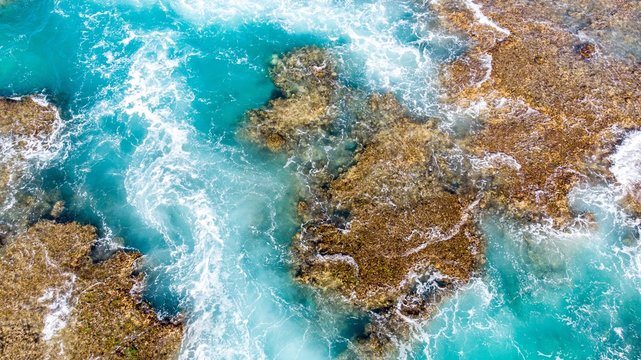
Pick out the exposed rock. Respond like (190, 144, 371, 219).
(435, 0, 641, 226)
(246, 1, 641, 354)
(0, 221, 183, 359)
(246, 48, 485, 357)
(434, 0, 641, 60)
(243, 47, 339, 151)
(0, 97, 58, 137)
(0, 96, 183, 358)
(294, 119, 481, 310)
(0, 96, 62, 239)
(297, 120, 484, 358)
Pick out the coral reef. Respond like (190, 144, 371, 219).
(435, 0, 641, 225)
(0, 97, 58, 136)
(0, 96, 183, 359)
(246, 2, 641, 352)
(243, 47, 339, 152)
(244, 47, 485, 357)
(297, 119, 484, 357)
(0, 221, 183, 359)
(0, 96, 62, 240)
(294, 119, 481, 310)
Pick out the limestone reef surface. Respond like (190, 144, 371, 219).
(0, 96, 63, 242)
(244, 47, 486, 357)
(435, 0, 641, 225)
(243, 47, 339, 152)
(297, 119, 481, 311)
(0, 97, 183, 359)
(244, 0, 641, 354)
(0, 96, 59, 136)
(295, 118, 485, 356)
(0, 221, 183, 360)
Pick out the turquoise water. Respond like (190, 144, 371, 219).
(1, 0, 640, 359)
(419, 187, 641, 359)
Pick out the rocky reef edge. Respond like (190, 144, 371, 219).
(0, 97, 183, 360)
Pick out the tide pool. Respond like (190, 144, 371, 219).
(1, 0, 640, 359)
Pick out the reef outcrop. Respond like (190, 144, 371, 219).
(0, 221, 183, 359)
(244, 47, 485, 356)
(0, 96, 58, 136)
(0, 96, 183, 359)
(246, 1, 641, 353)
(435, 0, 641, 225)
(0, 96, 62, 240)
(294, 118, 481, 311)
(244, 47, 339, 152)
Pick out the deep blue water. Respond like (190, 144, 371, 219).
(1, 0, 640, 359)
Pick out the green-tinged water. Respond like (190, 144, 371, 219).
(1, 0, 640, 359)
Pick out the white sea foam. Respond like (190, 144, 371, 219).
(610, 130, 641, 189)
(462, 0, 511, 36)
(100, 30, 271, 359)
(38, 274, 77, 342)
(315, 253, 360, 275)
(470, 151, 522, 172)
(477, 54, 493, 87)
(404, 197, 481, 256)
(107, 0, 463, 116)
(416, 277, 501, 360)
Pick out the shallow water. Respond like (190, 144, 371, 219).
(418, 186, 641, 359)
(1, 0, 640, 359)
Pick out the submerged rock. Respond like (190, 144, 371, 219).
(0, 221, 183, 359)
